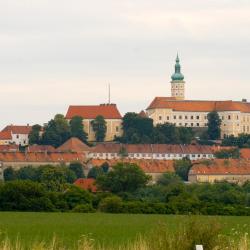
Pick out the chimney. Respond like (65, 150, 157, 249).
(242, 99, 247, 103)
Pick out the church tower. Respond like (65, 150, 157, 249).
(171, 54, 185, 100)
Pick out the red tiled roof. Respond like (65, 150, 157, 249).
(147, 97, 250, 113)
(2, 125, 32, 135)
(65, 104, 122, 119)
(240, 149, 250, 160)
(0, 131, 12, 140)
(0, 144, 19, 152)
(57, 137, 90, 152)
(0, 152, 85, 162)
(27, 145, 56, 153)
(74, 178, 97, 192)
(91, 143, 214, 154)
(190, 159, 250, 175)
(89, 159, 174, 173)
(138, 110, 148, 118)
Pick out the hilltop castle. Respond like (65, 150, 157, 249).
(146, 55, 250, 138)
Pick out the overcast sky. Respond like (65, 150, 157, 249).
(0, 0, 250, 128)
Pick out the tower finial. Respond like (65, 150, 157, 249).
(171, 54, 184, 81)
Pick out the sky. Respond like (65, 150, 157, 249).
(0, 0, 250, 128)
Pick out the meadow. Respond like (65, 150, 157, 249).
(0, 212, 250, 249)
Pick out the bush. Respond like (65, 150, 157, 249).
(99, 196, 123, 213)
(72, 204, 95, 213)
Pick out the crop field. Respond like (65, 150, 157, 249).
(0, 212, 249, 249)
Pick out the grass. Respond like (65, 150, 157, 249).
(0, 212, 249, 249)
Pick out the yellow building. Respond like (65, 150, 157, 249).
(146, 56, 250, 138)
(188, 159, 250, 184)
(66, 104, 123, 142)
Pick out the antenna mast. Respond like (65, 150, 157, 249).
(108, 83, 111, 104)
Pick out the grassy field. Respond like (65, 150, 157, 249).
(0, 212, 249, 248)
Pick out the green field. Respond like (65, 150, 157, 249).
(0, 212, 249, 248)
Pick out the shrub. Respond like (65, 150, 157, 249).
(99, 196, 123, 213)
(72, 204, 95, 213)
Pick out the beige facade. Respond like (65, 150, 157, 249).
(171, 80, 185, 100)
(83, 119, 122, 141)
(147, 106, 250, 138)
(189, 174, 250, 184)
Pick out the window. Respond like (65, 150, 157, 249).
(228, 115, 231, 120)
(222, 116, 224, 120)
(174, 115, 176, 119)
(167, 116, 169, 120)
(197, 123, 199, 127)
(179, 115, 182, 119)
(179, 123, 182, 126)
(116, 126, 119, 132)
(185, 116, 188, 119)
(204, 116, 207, 119)
(185, 123, 188, 127)
(159, 116, 162, 120)
(191, 123, 193, 127)
(191, 116, 194, 119)
(16, 135, 19, 139)
(196, 116, 199, 120)
(161, 154, 165, 157)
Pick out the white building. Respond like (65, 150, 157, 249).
(0, 125, 32, 146)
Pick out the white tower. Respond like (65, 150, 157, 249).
(171, 54, 185, 100)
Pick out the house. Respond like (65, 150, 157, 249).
(146, 55, 250, 138)
(1, 125, 32, 146)
(0, 131, 12, 145)
(188, 159, 250, 184)
(88, 159, 174, 183)
(65, 104, 123, 142)
(89, 143, 215, 161)
(74, 178, 97, 192)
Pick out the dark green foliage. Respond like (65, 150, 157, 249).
(207, 111, 221, 140)
(91, 115, 107, 142)
(28, 124, 42, 145)
(87, 166, 104, 179)
(0, 180, 55, 211)
(69, 162, 85, 178)
(214, 148, 240, 159)
(69, 116, 88, 143)
(63, 185, 92, 210)
(222, 133, 250, 148)
(100, 162, 109, 173)
(120, 112, 154, 144)
(96, 162, 151, 193)
(174, 158, 192, 181)
(42, 114, 71, 147)
(118, 113, 194, 144)
(3, 167, 16, 181)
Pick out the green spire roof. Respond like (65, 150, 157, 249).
(171, 54, 184, 81)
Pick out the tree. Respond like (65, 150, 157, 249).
(3, 167, 16, 181)
(91, 115, 107, 142)
(42, 114, 71, 147)
(28, 124, 42, 145)
(87, 166, 104, 179)
(157, 172, 182, 186)
(214, 148, 240, 159)
(0, 180, 55, 211)
(174, 158, 192, 181)
(69, 116, 88, 143)
(16, 166, 40, 181)
(69, 162, 85, 179)
(120, 112, 153, 144)
(96, 162, 151, 193)
(207, 111, 221, 140)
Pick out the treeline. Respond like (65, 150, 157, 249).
(222, 134, 250, 148)
(115, 113, 194, 144)
(29, 114, 107, 147)
(1, 162, 250, 215)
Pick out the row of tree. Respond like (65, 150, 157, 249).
(29, 114, 107, 147)
(1, 162, 250, 215)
